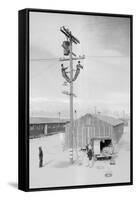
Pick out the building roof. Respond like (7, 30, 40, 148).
(95, 114, 124, 126)
(83, 113, 124, 126)
(30, 117, 69, 124)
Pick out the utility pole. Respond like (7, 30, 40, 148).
(69, 38, 74, 163)
(60, 26, 85, 164)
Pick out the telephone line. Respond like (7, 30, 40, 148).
(30, 55, 129, 62)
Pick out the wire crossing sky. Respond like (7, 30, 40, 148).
(30, 12, 130, 118)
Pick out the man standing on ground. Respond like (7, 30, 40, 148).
(87, 144, 93, 168)
(39, 146, 43, 168)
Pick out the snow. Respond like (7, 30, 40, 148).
(29, 127, 130, 189)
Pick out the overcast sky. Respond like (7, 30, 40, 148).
(30, 12, 130, 118)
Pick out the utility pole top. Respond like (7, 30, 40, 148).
(60, 26, 80, 44)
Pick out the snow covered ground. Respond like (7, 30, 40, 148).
(29, 126, 130, 189)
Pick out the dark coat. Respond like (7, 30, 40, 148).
(39, 149, 43, 160)
(87, 149, 93, 160)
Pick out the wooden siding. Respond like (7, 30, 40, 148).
(29, 123, 66, 138)
(65, 123, 113, 149)
(47, 123, 65, 134)
(112, 124, 124, 143)
(29, 124, 45, 138)
(65, 114, 123, 149)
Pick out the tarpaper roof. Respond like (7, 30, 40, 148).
(84, 113, 124, 126)
(30, 117, 69, 124)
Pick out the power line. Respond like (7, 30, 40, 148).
(30, 58, 59, 62)
(30, 55, 129, 62)
(87, 55, 129, 58)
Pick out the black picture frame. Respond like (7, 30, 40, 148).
(18, 8, 133, 192)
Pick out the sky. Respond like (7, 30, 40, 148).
(30, 12, 130, 118)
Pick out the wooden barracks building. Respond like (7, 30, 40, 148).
(30, 117, 69, 138)
(65, 113, 124, 157)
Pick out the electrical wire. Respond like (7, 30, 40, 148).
(30, 55, 129, 62)
(30, 58, 59, 62)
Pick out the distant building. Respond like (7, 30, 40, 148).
(65, 114, 124, 158)
(30, 117, 69, 138)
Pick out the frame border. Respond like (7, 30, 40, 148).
(18, 8, 133, 192)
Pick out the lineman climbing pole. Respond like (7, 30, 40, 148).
(60, 26, 85, 164)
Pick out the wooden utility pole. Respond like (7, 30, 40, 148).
(60, 26, 85, 163)
(69, 38, 74, 163)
